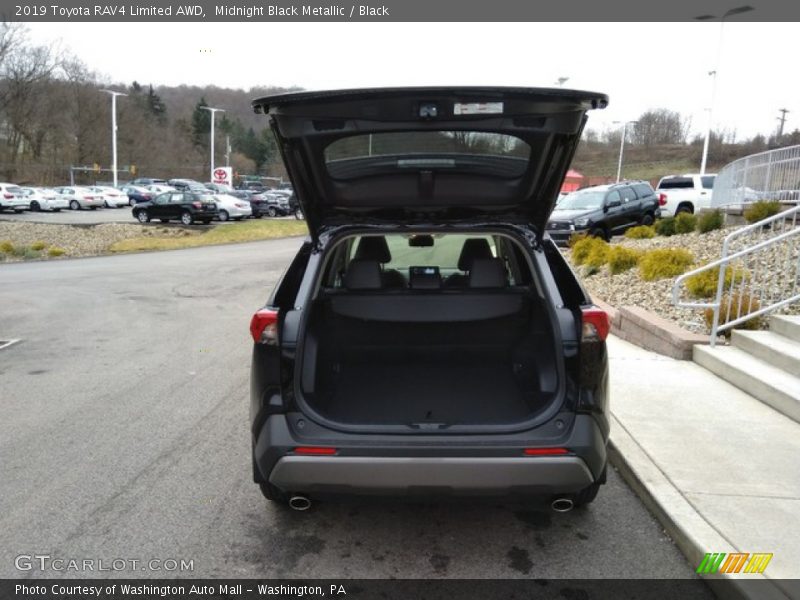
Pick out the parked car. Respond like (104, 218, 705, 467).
(52, 186, 104, 210)
(119, 185, 153, 206)
(231, 190, 269, 217)
(145, 184, 176, 196)
(205, 182, 235, 194)
(248, 87, 611, 510)
(89, 186, 129, 208)
(213, 193, 253, 221)
(131, 191, 218, 225)
(20, 187, 68, 212)
(0, 183, 28, 213)
(167, 178, 206, 192)
(546, 181, 660, 244)
(655, 173, 716, 217)
(130, 177, 167, 187)
(258, 191, 294, 217)
(238, 180, 266, 192)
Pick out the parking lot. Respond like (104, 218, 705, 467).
(0, 239, 711, 585)
(0, 205, 142, 226)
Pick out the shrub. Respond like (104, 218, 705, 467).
(31, 241, 47, 251)
(743, 200, 781, 224)
(685, 265, 749, 299)
(624, 225, 655, 239)
(48, 247, 66, 257)
(639, 248, 695, 281)
(568, 232, 587, 248)
(584, 242, 609, 268)
(654, 217, 676, 237)
(696, 209, 724, 233)
(571, 236, 608, 266)
(674, 212, 697, 234)
(704, 291, 763, 333)
(0, 240, 13, 254)
(607, 246, 642, 274)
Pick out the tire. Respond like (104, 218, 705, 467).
(589, 227, 608, 241)
(30, 201, 40, 212)
(676, 204, 694, 215)
(640, 212, 655, 226)
(180, 211, 194, 226)
(135, 210, 150, 223)
(218, 210, 229, 222)
(105, 201, 111, 208)
(70, 200, 80, 211)
(267, 207, 278, 218)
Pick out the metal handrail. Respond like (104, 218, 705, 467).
(672, 204, 800, 346)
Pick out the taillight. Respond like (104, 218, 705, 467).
(235, 203, 247, 208)
(3, 193, 12, 199)
(84, 196, 93, 200)
(192, 201, 202, 208)
(523, 448, 569, 456)
(581, 306, 610, 342)
(658, 193, 667, 206)
(250, 309, 279, 344)
(293, 447, 337, 455)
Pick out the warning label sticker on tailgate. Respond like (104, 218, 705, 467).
(453, 102, 503, 115)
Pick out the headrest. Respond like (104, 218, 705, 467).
(344, 260, 382, 290)
(457, 238, 493, 271)
(468, 258, 507, 288)
(354, 236, 392, 264)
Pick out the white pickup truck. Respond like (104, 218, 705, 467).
(655, 173, 716, 217)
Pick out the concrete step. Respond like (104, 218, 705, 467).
(693, 344, 800, 424)
(732, 329, 800, 376)
(770, 315, 800, 343)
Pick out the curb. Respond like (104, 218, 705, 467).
(608, 413, 792, 600)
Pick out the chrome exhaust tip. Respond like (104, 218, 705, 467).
(551, 497, 574, 513)
(288, 495, 312, 511)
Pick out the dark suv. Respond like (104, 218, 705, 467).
(132, 190, 218, 225)
(547, 181, 659, 244)
(249, 88, 610, 511)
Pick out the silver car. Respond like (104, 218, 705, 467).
(0, 183, 28, 213)
(20, 187, 69, 212)
(89, 186, 129, 208)
(53, 186, 105, 210)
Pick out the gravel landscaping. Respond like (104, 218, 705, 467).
(565, 226, 799, 334)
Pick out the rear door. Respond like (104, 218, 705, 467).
(618, 185, 640, 227)
(253, 87, 608, 241)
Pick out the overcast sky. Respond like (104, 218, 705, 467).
(26, 22, 799, 140)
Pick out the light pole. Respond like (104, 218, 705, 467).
(613, 120, 637, 183)
(201, 106, 225, 180)
(695, 5, 754, 174)
(100, 90, 127, 187)
(554, 77, 569, 87)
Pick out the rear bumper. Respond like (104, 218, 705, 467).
(269, 455, 594, 496)
(254, 413, 608, 497)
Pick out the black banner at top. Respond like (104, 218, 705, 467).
(2, 0, 798, 22)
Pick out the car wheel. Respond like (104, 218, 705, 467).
(676, 204, 694, 215)
(135, 210, 150, 223)
(70, 200, 80, 211)
(180, 211, 194, 226)
(218, 210, 229, 222)
(30, 201, 40, 212)
(589, 227, 608, 241)
(267, 207, 278, 218)
(640, 213, 655, 226)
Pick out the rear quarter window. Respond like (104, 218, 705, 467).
(633, 183, 654, 198)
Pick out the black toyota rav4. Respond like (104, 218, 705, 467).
(249, 87, 611, 511)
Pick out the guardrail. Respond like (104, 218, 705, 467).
(672, 205, 800, 346)
(712, 144, 800, 207)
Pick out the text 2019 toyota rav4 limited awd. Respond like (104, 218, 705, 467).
(249, 87, 611, 512)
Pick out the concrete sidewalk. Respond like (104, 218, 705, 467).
(607, 335, 800, 599)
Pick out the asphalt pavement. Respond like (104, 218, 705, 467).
(0, 206, 138, 225)
(0, 240, 712, 585)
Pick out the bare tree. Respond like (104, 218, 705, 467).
(631, 109, 691, 146)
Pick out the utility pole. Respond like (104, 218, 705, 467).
(777, 108, 789, 139)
